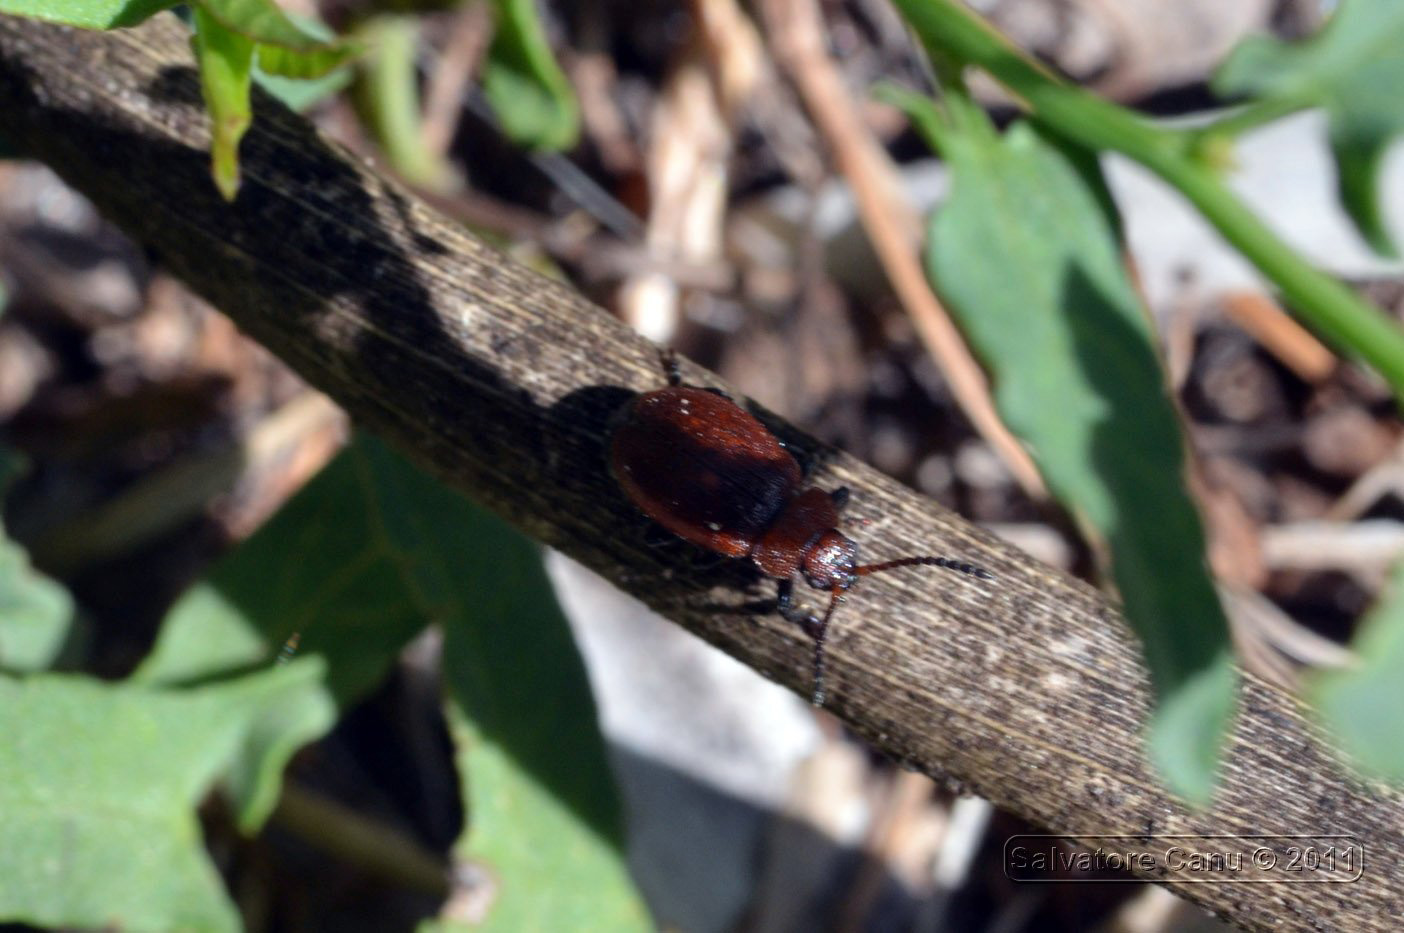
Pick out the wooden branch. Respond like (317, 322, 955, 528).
(0, 15, 1399, 930)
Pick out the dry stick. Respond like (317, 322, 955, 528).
(760, 0, 1046, 500)
(0, 16, 1399, 931)
(1221, 290, 1338, 385)
(419, 0, 493, 161)
(30, 391, 344, 572)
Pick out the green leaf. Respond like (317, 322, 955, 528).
(0, 0, 355, 199)
(482, 0, 580, 151)
(890, 88, 1238, 804)
(1214, 0, 1404, 256)
(0, 529, 75, 672)
(218, 659, 339, 830)
(189, 3, 357, 198)
(194, 0, 344, 51)
(430, 696, 649, 932)
(254, 62, 354, 112)
(192, 6, 255, 201)
(0, 449, 76, 672)
(136, 439, 430, 706)
(256, 43, 360, 82)
(0, 662, 332, 932)
(139, 434, 646, 926)
(137, 582, 270, 686)
(1311, 560, 1404, 783)
(255, 13, 361, 81)
(1147, 651, 1238, 802)
(432, 515, 649, 931)
(0, 0, 176, 30)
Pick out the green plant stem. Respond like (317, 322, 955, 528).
(352, 15, 448, 189)
(1196, 95, 1315, 141)
(893, 0, 1404, 399)
(274, 783, 449, 896)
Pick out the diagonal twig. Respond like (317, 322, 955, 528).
(0, 16, 1400, 931)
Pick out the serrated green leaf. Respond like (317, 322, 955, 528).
(1214, 0, 1404, 256)
(218, 658, 338, 829)
(137, 582, 270, 685)
(0, 531, 75, 672)
(0, 0, 175, 30)
(431, 698, 650, 933)
(1311, 560, 1404, 783)
(0, 448, 76, 672)
(138, 434, 646, 926)
(431, 508, 649, 931)
(192, 6, 255, 201)
(482, 0, 580, 151)
(891, 88, 1237, 804)
(135, 440, 429, 706)
(0, 662, 331, 932)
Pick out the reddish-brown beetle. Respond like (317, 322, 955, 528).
(611, 351, 992, 706)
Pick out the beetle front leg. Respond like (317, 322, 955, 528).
(776, 578, 821, 638)
(660, 347, 681, 386)
(777, 578, 839, 706)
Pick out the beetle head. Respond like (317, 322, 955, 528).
(802, 531, 858, 590)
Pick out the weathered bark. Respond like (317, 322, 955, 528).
(0, 14, 1398, 930)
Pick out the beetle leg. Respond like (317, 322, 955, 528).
(787, 443, 817, 481)
(830, 486, 851, 511)
(642, 522, 676, 550)
(685, 549, 729, 571)
(776, 578, 799, 618)
(661, 347, 681, 386)
(778, 579, 843, 705)
(776, 578, 821, 635)
(642, 522, 730, 570)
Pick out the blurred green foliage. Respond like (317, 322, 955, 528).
(481, 0, 579, 150)
(138, 434, 649, 927)
(885, 87, 1235, 803)
(1311, 562, 1404, 783)
(0, 449, 75, 672)
(0, 661, 333, 931)
(0, 0, 579, 195)
(0, 434, 646, 928)
(1214, 0, 1404, 257)
(891, 0, 1404, 799)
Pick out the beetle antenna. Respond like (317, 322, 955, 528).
(855, 556, 994, 580)
(809, 586, 845, 707)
